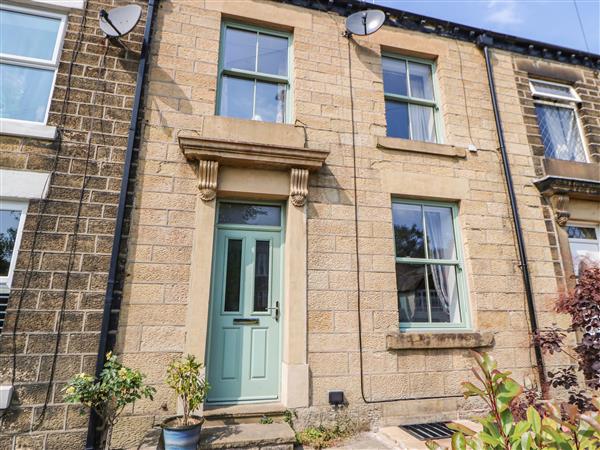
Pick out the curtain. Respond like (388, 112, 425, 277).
(425, 212, 450, 316)
(409, 104, 436, 142)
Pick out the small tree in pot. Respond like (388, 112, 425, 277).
(162, 354, 210, 450)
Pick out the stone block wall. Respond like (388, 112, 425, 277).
(0, 1, 147, 448)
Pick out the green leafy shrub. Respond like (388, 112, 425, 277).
(295, 414, 357, 449)
(426, 351, 600, 450)
(63, 352, 155, 450)
(165, 354, 210, 427)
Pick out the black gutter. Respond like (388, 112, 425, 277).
(283, 0, 600, 69)
(86, 0, 158, 448)
(478, 35, 548, 395)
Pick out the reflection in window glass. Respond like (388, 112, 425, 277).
(220, 76, 254, 120)
(257, 34, 288, 76)
(223, 28, 256, 72)
(567, 226, 597, 240)
(0, 63, 54, 122)
(397, 263, 428, 323)
(424, 206, 456, 260)
(0, 209, 22, 277)
(254, 81, 285, 123)
(0, 9, 61, 61)
(385, 101, 409, 140)
(253, 241, 270, 312)
(224, 239, 242, 312)
(392, 203, 424, 258)
(382, 57, 407, 96)
(218, 203, 281, 226)
(567, 225, 600, 276)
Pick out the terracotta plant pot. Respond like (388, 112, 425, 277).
(162, 416, 204, 450)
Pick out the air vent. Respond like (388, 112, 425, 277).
(400, 422, 454, 440)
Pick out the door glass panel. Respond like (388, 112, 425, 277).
(397, 263, 428, 323)
(253, 240, 270, 312)
(224, 239, 243, 312)
(0, 209, 22, 277)
(218, 203, 281, 226)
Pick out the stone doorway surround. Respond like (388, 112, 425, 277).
(178, 116, 329, 409)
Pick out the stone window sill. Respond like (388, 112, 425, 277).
(386, 331, 494, 350)
(377, 136, 467, 158)
(0, 119, 57, 140)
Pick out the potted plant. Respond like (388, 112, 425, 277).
(63, 352, 155, 450)
(162, 354, 211, 450)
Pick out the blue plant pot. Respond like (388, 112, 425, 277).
(162, 416, 204, 450)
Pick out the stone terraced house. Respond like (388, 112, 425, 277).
(0, 0, 599, 449)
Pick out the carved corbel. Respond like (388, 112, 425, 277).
(290, 168, 309, 207)
(549, 191, 570, 226)
(197, 160, 218, 201)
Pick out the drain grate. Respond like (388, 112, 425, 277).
(400, 422, 454, 440)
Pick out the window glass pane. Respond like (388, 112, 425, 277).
(409, 103, 436, 143)
(531, 80, 575, 100)
(382, 57, 408, 96)
(567, 226, 597, 240)
(224, 239, 243, 312)
(257, 33, 288, 76)
(535, 104, 586, 162)
(253, 241, 270, 312)
(0, 9, 61, 61)
(220, 76, 254, 120)
(0, 209, 21, 277)
(427, 264, 460, 323)
(219, 203, 281, 226)
(408, 61, 434, 100)
(385, 100, 409, 139)
(392, 203, 425, 258)
(397, 263, 428, 323)
(569, 241, 600, 277)
(254, 81, 285, 123)
(0, 63, 54, 122)
(424, 206, 456, 260)
(223, 27, 257, 72)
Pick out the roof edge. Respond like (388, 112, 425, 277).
(282, 0, 600, 69)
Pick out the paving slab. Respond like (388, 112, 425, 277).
(199, 422, 296, 449)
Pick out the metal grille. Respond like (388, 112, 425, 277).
(0, 292, 9, 333)
(400, 422, 454, 440)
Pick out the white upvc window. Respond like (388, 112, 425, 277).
(0, 3, 67, 138)
(567, 223, 600, 276)
(0, 200, 28, 289)
(530, 79, 588, 163)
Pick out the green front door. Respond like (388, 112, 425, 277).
(207, 203, 283, 404)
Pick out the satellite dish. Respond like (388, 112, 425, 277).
(99, 4, 142, 37)
(345, 9, 386, 36)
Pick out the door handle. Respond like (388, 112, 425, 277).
(267, 301, 280, 321)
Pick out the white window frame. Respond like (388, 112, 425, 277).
(531, 82, 589, 163)
(529, 79, 581, 103)
(0, 199, 28, 289)
(0, 3, 67, 138)
(567, 222, 600, 276)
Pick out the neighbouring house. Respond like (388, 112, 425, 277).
(1, 0, 599, 449)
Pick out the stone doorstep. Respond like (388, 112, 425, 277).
(203, 402, 288, 425)
(199, 422, 296, 449)
(379, 420, 481, 450)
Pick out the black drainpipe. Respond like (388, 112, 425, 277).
(478, 35, 547, 394)
(86, 1, 158, 448)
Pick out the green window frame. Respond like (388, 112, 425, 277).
(216, 22, 292, 124)
(382, 54, 442, 143)
(392, 199, 469, 330)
